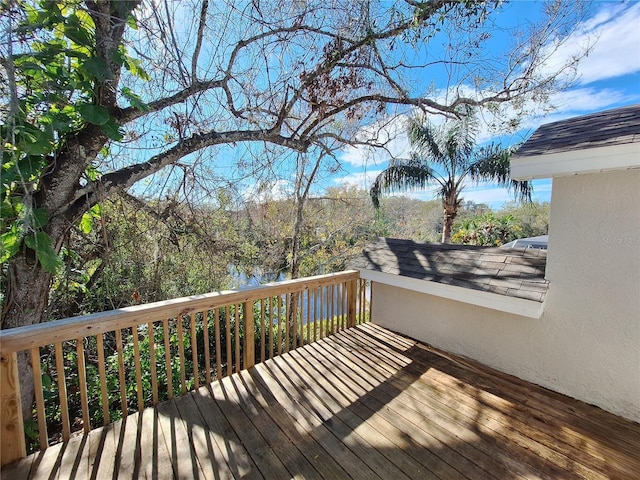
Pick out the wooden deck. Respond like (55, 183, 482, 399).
(3, 323, 639, 480)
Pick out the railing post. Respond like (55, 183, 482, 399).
(243, 301, 255, 369)
(0, 351, 26, 466)
(347, 278, 357, 328)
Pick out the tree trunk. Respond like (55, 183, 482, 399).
(290, 195, 305, 280)
(441, 195, 459, 244)
(442, 210, 454, 243)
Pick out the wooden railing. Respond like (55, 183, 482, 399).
(0, 270, 370, 466)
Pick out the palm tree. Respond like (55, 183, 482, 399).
(370, 113, 532, 243)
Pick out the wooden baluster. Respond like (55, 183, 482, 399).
(243, 301, 255, 369)
(313, 287, 319, 342)
(283, 294, 288, 353)
(336, 283, 341, 331)
(234, 305, 240, 373)
(298, 292, 303, 346)
(268, 297, 274, 360)
(347, 279, 357, 328)
(203, 310, 211, 385)
(260, 299, 265, 364)
(177, 315, 187, 395)
(368, 280, 373, 320)
(329, 284, 335, 335)
(326, 285, 331, 335)
(54, 342, 71, 439)
(163, 318, 174, 399)
(190, 312, 199, 390)
(339, 282, 344, 330)
(358, 279, 363, 323)
(96, 334, 109, 424)
(0, 351, 26, 465)
(114, 329, 127, 418)
(343, 281, 348, 329)
(338, 282, 342, 329)
(277, 295, 283, 356)
(76, 339, 91, 433)
(291, 292, 297, 351)
(339, 282, 344, 331)
(148, 322, 158, 405)
(131, 327, 144, 411)
(214, 308, 222, 380)
(363, 279, 368, 322)
(225, 306, 232, 377)
(30, 347, 48, 450)
(306, 289, 311, 346)
(319, 287, 324, 339)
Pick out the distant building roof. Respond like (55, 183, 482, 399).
(350, 238, 549, 303)
(511, 104, 640, 180)
(514, 104, 640, 158)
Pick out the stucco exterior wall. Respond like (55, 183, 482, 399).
(371, 169, 640, 422)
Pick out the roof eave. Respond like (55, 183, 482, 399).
(359, 268, 544, 319)
(511, 142, 640, 180)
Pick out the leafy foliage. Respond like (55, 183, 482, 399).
(1, 0, 142, 273)
(451, 213, 524, 247)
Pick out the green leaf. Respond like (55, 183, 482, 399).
(22, 137, 52, 155)
(124, 57, 150, 81)
(41, 374, 52, 389)
(13, 156, 48, 182)
(100, 118, 124, 140)
(85, 164, 101, 181)
(24, 232, 62, 273)
(80, 57, 112, 82)
(121, 87, 149, 111)
(89, 204, 102, 217)
(31, 208, 49, 228)
(64, 25, 92, 46)
(46, 111, 77, 132)
(79, 212, 93, 234)
(0, 229, 20, 263)
(78, 104, 110, 125)
(126, 13, 138, 30)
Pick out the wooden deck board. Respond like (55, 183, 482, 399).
(3, 323, 640, 480)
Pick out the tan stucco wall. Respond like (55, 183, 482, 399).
(372, 169, 640, 422)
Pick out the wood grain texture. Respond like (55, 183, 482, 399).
(30, 347, 48, 450)
(4, 324, 639, 479)
(243, 301, 255, 369)
(0, 351, 25, 465)
(54, 342, 71, 441)
(0, 271, 360, 354)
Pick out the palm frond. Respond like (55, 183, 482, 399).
(370, 160, 438, 208)
(468, 143, 533, 202)
(408, 117, 443, 160)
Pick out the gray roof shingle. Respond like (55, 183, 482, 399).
(350, 238, 549, 303)
(513, 104, 640, 158)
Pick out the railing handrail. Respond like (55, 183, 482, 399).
(0, 270, 360, 354)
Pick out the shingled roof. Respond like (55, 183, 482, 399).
(350, 238, 549, 303)
(514, 103, 640, 158)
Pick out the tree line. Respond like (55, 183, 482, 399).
(5, 187, 548, 323)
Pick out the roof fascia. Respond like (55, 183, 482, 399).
(359, 269, 543, 319)
(511, 142, 640, 180)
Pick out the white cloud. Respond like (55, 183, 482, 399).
(542, 2, 640, 85)
(335, 170, 384, 189)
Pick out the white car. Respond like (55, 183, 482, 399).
(501, 235, 548, 250)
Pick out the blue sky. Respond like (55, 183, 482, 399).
(333, 1, 640, 209)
